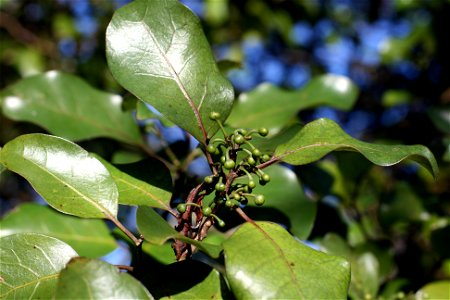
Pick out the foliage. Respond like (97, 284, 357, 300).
(0, 0, 449, 299)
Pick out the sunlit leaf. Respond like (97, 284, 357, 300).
(0, 203, 116, 258)
(106, 0, 234, 143)
(0, 233, 78, 299)
(1, 71, 141, 145)
(243, 165, 317, 239)
(54, 257, 153, 299)
(223, 222, 350, 299)
(0, 134, 118, 218)
(96, 156, 172, 211)
(274, 118, 438, 178)
(226, 74, 359, 132)
(136, 206, 222, 258)
(416, 280, 450, 300)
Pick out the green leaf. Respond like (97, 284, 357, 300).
(274, 118, 439, 178)
(0, 203, 116, 258)
(106, 0, 234, 143)
(136, 206, 222, 258)
(0, 134, 118, 218)
(226, 74, 359, 132)
(416, 280, 450, 300)
(0, 233, 78, 299)
(1, 71, 141, 144)
(349, 253, 379, 300)
(96, 156, 172, 211)
(54, 257, 153, 299)
(243, 165, 317, 239)
(143, 260, 224, 299)
(223, 222, 350, 299)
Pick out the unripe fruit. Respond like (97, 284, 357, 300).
(261, 173, 271, 183)
(177, 203, 187, 213)
(224, 159, 235, 170)
(217, 220, 226, 227)
(248, 180, 256, 189)
(204, 176, 214, 184)
(233, 134, 245, 145)
(225, 200, 234, 207)
(209, 111, 221, 120)
(247, 156, 256, 166)
(220, 156, 226, 164)
(258, 127, 269, 136)
(252, 148, 261, 157)
(202, 206, 212, 216)
(215, 182, 225, 192)
(261, 154, 271, 162)
(206, 144, 217, 154)
(238, 129, 248, 135)
(254, 195, 265, 206)
(232, 193, 241, 200)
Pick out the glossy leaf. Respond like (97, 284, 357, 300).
(226, 74, 358, 132)
(223, 222, 350, 299)
(243, 165, 317, 239)
(143, 260, 224, 299)
(1, 71, 141, 144)
(274, 118, 439, 178)
(0, 233, 78, 299)
(0, 134, 118, 218)
(96, 156, 172, 211)
(136, 206, 222, 258)
(416, 281, 450, 300)
(0, 203, 116, 258)
(106, 0, 234, 143)
(54, 257, 153, 299)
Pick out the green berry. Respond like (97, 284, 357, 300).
(261, 173, 271, 183)
(220, 156, 226, 164)
(176, 203, 187, 213)
(202, 206, 212, 216)
(248, 180, 256, 189)
(224, 159, 235, 170)
(247, 156, 256, 166)
(254, 195, 265, 206)
(261, 154, 271, 162)
(204, 176, 214, 184)
(232, 193, 241, 200)
(215, 182, 225, 192)
(252, 148, 261, 157)
(206, 144, 217, 154)
(258, 127, 269, 136)
(225, 200, 234, 208)
(238, 129, 248, 135)
(233, 134, 245, 145)
(209, 111, 221, 120)
(217, 219, 226, 227)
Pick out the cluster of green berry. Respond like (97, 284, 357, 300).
(176, 111, 273, 227)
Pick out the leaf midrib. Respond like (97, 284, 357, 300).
(18, 150, 114, 218)
(140, 3, 207, 142)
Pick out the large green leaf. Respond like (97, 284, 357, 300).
(416, 281, 450, 300)
(136, 206, 222, 258)
(143, 260, 224, 299)
(1, 71, 141, 144)
(106, 0, 234, 143)
(226, 74, 359, 132)
(54, 257, 153, 299)
(0, 134, 118, 218)
(274, 118, 439, 178)
(223, 222, 350, 299)
(96, 156, 173, 211)
(0, 233, 78, 299)
(242, 165, 317, 239)
(0, 203, 116, 258)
